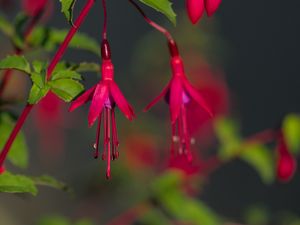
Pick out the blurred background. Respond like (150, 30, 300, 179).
(0, 0, 300, 224)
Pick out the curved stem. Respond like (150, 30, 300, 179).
(128, 0, 174, 42)
(0, 0, 96, 169)
(101, 0, 108, 40)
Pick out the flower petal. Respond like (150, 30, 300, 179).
(144, 83, 170, 112)
(88, 83, 108, 127)
(183, 78, 213, 117)
(205, 0, 222, 17)
(186, 0, 205, 24)
(170, 77, 183, 123)
(110, 82, 135, 120)
(69, 85, 96, 112)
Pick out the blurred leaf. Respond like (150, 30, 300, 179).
(70, 62, 100, 73)
(214, 117, 242, 160)
(0, 172, 37, 195)
(59, 0, 76, 26)
(37, 216, 70, 225)
(0, 55, 31, 74)
(12, 13, 29, 49)
(139, 208, 171, 225)
(32, 175, 71, 193)
(152, 171, 221, 225)
(282, 114, 300, 154)
(0, 13, 14, 37)
(244, 205, 270, 225)
(241, 144, 275, 184)
(139, 0, 176, 25)
(48, 79, 84, 102)
(29, 27, 100, 56)
(0, 113, 28, 169)
(74, 219, 95, 225)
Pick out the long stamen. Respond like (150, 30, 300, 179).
(102, 108, 108, 160)
(106, 107, 112, 179)
(93, 112, 102, 159)
(181, 104, 192, 162)
(111, 108, 119, 160)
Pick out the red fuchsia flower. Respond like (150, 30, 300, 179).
(186, 0, 222, 24)
(145, 40, 213, 162)
(0, 166, 5, 174)
(69, 40, 135, 179)
(276, 132, 297, 182)
(21, 0, 49, 16)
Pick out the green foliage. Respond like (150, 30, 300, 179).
(31, 175, 71, 193)
(282, 114, 300, 154)
(29, 27, 101, 56)
(0, 172, 37, 196)
(0, 113, 28, 169)
(36, 216, 95, 225)
(215, 117, 275, 184)
(59, 0, 77, 26)
(151, 171, 221, 225)
(139, 0, 176, 25)
(244, 205, 270, 225)
(0, 13, 14, 37)
(0, 55, 31, 74)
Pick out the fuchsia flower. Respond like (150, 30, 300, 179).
(145, 41, 213, 162)
(276, 132, 297, 182)
(69, 40, 135, 179)
(22, 0, 48, 16)
(186, 0, 222, 24)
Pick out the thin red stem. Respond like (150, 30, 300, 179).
(128, 0, 174, 42)
(0, 0, 95, 170)
(101, 0, 108, 40)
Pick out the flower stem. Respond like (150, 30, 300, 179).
(0, 0, 96, 170)
(101, 0, 108, 40)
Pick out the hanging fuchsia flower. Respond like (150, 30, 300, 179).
(69, 40, 135, 179)
(145, 41, 213, 162)
(22, 0, 48, 16)
(186, 0, 222, 24)
(276, 132, 297, 182)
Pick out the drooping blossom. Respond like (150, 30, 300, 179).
(186, 0, 222, 24)
(69, 40, 135, 179)
(21, 0, 48, 17)
(145, 40, 213, 162)
(276, 132, 297, 182)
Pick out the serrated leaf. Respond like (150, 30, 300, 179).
(0, 113, 28, 169)
(0, 172, 37, 195)
(282, 114, 300, 154)
(59, 0, 76, 26)
(241, 144, 275, 184)
(0, 55, 31, 74)
(48, 79, 84, 102)
(51, 70, 82, 81)
(28, 84, 50, 104)
(32, 61, 47, 73)
(139, 0, 176, 25)
(0, 13, 14, 37)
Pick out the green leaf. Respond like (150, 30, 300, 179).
(0, 113, 28, 169)
(28, 84, 50, 104)
(0, 55, 31, 74)
(282, 114, 300, 154)
(70, 62, 101, 73)
(32, 175, 71, 193)
(74, 219, 95, 225)
(59, 0, 76, 26)
(139, 0, 176, 25)
(0, 13, 14, 37)
(241, 144, 275, 184)
(244, 205, 270, 225)
(48, 79, 84, 102)
(12, 13, 30, 49)
(51, 70, 82, 81)
(139, 209, 172, 225)
(0, 172, 37, 195)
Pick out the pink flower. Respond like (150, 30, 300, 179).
(186, 0, 222, 24)
(145, 41, 213, 162)
(22, 0, 48, 16)
(276, 133, 297, 182)
(69, 41, 135, 179)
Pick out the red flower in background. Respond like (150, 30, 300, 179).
(145, 41, 213, 162)
(21, 0, 48, 16)
(186, 0, 222, 24)
(0, 165, 4, 174)
(70, 41, 135, 179)
(276, 132, 297, 182)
